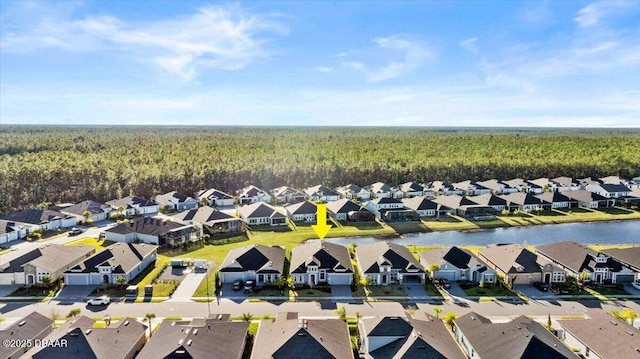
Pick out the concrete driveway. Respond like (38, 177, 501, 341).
(403, 284, 429, 300)
(56, 285, 97, 301)
(330, 285, 352, 300)
(445, 282, 467, 298)
(515, 284, 552, 298)
(0, 285, 19, 297)
(167, 270, 207, 301)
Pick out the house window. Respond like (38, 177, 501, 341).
(319, 271, 326, 281)
(553, 272, 565, 282)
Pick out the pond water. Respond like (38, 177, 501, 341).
(325, 220, 640, 247)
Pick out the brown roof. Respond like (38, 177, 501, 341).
(356, 241, 423, 274)
(479, 244, 541, 275)
(251, 313, 353, 359)
(290, 241, 353, 274)
(558, 318, 640, 359)
(0, 243, 94, 274)
(220, 244, 286, 274)
(602, 247, 640, 270)
(0, 312, 53, 359)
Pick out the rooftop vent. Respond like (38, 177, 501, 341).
(193, 329, 198, 335)
(124, 320, 129, 326)
(187, 340, 192, 346)
(626, 330, 634, 336)
(85, 329, 92, 335)
(18, 321, 26, 326)
(178, 339, 184, 345)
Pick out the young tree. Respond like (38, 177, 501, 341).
(546, 313, 553, 331)
(241, 313, 254, 322)
(359, 277, 370, 287)
(433, 307, 443, 319)
(82, 210, 92, 224)
(428, 264, 440, 278)
(444, 312, 458, 330)
(621, 308, 638, 326)
(335, 307, 347, 322)
(68, 308, 81, 318)
(116, 276, 127, 287)
(145, 313, 156, 338)
(41, 275, 53, 287)
(610, 310, 623, 320)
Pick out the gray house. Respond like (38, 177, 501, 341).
(290, 241, 353, 286)
(218, 244, 286, 286)
(153, 191, 198, 211)
(61, 200, 111, 223)
(105, 217, 197, 247)
(356, 242, 425, 285)
(420, 247, 496, 284)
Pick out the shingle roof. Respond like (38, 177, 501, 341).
(602, 247, 640, 270)
(251, 314, 353, 359)
(336, 184, 362, 193)
(305, 185, 341, 198)
(372, 197, 403, 205)
(106, 195, 157, 209)
(0, 220, 17, 235)
(469, 193, 507, 207)
(403, 197, 438, 211)
(239, 185, 268, 198)
(290, 241, 353, 274)
(61, 200, 110, 216)
(32, 316, 146, 359)
(536, 241, 622, 273)
(564, 190, 609, 203)
(106, 217, 191, 236)
(400, 182, 425, 193)
(551, 177, 579, 187)
(558, 318, 640, 359)
(154, 191, 195, 205)
(137, 316, 248, 359)
(66, 243, 157, 274)
(172, 206, 237, 224)
(196, 188, 234, 200)
(272, 186, 305, 197)
(285, 201, 318, 215)
(326, 199, 367, 215)
(0, 243, 94, 274)
(420, 247, 486, 270)
(0, 312, 53, 359)
(501, 192, 545, 206)
(356, 242, 424, 274)
(432, 195, 481, 209)
(1, 208, 73, 225)
(219, 244, 286, 274)
(361, 315, 465, 359)
(238, 202, 284, 219)
(598, 183, 631, 193)
(535, 191, 573, 204)
(479, 244, 541, 275)
(455, 312, 577, 359)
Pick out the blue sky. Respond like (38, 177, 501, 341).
(1, 0, 638, 127)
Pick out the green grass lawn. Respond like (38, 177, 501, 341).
(462, 284, 513, 297)
(66, 237, 114, 249)
(289, 288, 333, 298)
(128, 255, 172, 297)
(365, 285, 407, 297)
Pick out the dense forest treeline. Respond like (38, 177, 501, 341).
(0, 126, 639, 216)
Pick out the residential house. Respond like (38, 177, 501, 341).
(551, 177, 582, 192)
(237, 202, 287, 226)
(478, 244, 543, 286)
(218, 244, 286, 286)
(535, 191, 576, 209)
(290, 241, 354, 286)
(359, 313, 466, 359)
(64, 243, 158, 285)
(558, 318, 640, 359)
(0, 243, 95, 285)
(238, 185, 272, 205)
(336, 184, 371, 200)
(477, 179, 519, 194)
(0, 312, 53, 359)
(195, 188, 235, 207)
(304, 185, 342, 202)
(432, 195, 495, 218)
(106, 195, 159, 216)
(356, 242, 425, 285)
(536, 241, 635, 284)
(402, 196, 438, 217)
(272, 186, 306, 204)
(173, 206, 245, 236)
(564, 190, 613, 208)
(0, 220, 26, 244)
(153, 191, 198, 211)
(104, 217, 197, 247)
(502, 178, 528, 192)
(1, 208, 77, 233)
(453, 312, 578, 359)
(325, 199, 376, 222)
(429, 181, 464, 196)
(525, 178, 552, 193)
(602, 247, 640, 282)
(284, 201, 318, 223)
(579, 176, 604, 188)
(400, 182, 425, 198)
(366, 198, 419, 222)
(61, 200, 111, 223)
(501, 192, 549, 212)
(586, 183, 632, 199)
(600, 175, 637, 188)
(420, 247, 496, 283)
(469, 193, 508, 212)
(365, 182, 396, 199)
(136, 315, 248, 359)
(31, 316, 146, 359)
(453, 180, 492, 196)
(251, 312, 353, 359)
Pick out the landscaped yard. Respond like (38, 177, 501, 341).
(364, 285, 407, 297)
(65, 237, 114, 249)
(128, 255, 173, 297)
(289, 288, 333, 298)
(461, 283, 513, 297)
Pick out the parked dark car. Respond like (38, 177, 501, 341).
(440, 279, 451, 289)
(233, 280, 243, 291)
(243, 280, 255, 294)
(534, 281, 549, 292)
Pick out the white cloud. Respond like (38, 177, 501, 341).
(574, 0, 636, 28)
(314, 66, 333, 73)
(340, 35, 433, 82)
(459, 37, 478, 54)
(0, 4, 288, 81)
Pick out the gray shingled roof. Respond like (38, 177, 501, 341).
(154, 191, 195, 205)
(305, 185, 341, 198)
(501, 192, 545, 206)
(285, 201, 318, 215)
(564, 190, 609, 203)
(400, 182, 425, 193)
(0, 220, 17, 235)
(220, 244, 286, 274)
(238, 202, 284, 219)
(558, 318, 640, 359)
(251, 314, 353, 359)
(479, 244, 541, 275)
(172, 206, 236, 224)
(356, 242, 424, 274)
(469, 193, 507, 207)
(290, 241, 353, 274)
(66, 243, 157, 274)
(239, 185, 268, 198)
(0, 312, 53, 359)
(536, 241, 622, 274)
(137, 316, 248, 359)
(0, 243, 94, 274)
(403, 197, 438, 211)
(326, 199, 367, 215)
(535, 191, 573, 204)
(106, 217, 191, 236)
(32, 316, 146, 359)
(2, 208, 73, 225)
(602, 247, 640, 270)
(455, 312, 577, 359)
(106, 195, 157, 209)
(420, 247, 486, 270)
(196, 188, 234, 200)
(61, 200, 110, 216)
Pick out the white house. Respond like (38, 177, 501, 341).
(195, 188, 235, 207)
(237, 202, 287, 226)
(0, 220, 27, 244)
(304, 185, 342, 202)
(336, 184, 371, 200)
(290, 241, 353, 286)
(1, 208, 77, 233)
(284, 201, 317, 223)
(106, 196, 159, 216)
(65, 243, 157, 285)
(61, 200, 111, 223)
(237, 185, 272, 205)
(153, 191, 198, 211)
(104, 217, 197, 247)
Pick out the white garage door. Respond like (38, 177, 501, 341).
(329, 274, 353, 285)
(65, 274, 88, 285)
(220, 272, 244, 284)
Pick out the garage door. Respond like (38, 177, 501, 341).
(220, 272, 244, 284)
(615, 274, 635, 284)
(436, 271, 457, 281)
(403, 275, 423, 284)
(330, 274, 353, 285)
(65, 274, 88, 285)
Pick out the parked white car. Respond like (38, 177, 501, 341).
(87, 296, 110, 306)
